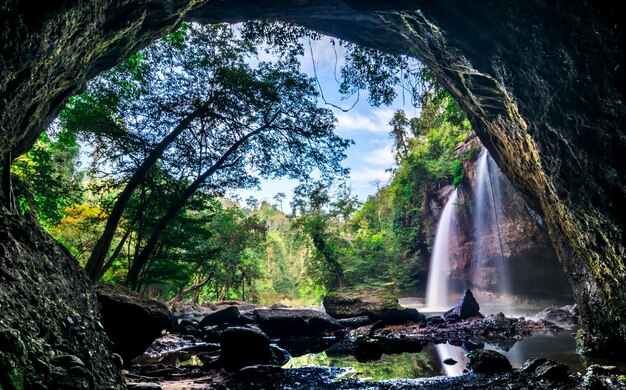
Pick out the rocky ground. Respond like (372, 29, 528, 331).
(111, 288, 626, 390)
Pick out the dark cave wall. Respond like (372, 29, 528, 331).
(0, 0, 624, 373)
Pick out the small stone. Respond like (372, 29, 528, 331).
(443, 358, 458, 365)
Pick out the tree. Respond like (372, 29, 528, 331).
(273, 192, 286, 211)
(246, 196, 259, 211)
(60, 23, 351, 285)
(290, 181, 353, 290)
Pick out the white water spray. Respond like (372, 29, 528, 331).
(472, 148, 510, 299)
(425, 189, 458, 310)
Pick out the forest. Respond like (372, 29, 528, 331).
(10, 22, 470, 306)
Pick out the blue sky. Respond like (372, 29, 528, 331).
(234, 35, 421, 210)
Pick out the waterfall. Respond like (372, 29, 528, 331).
(425, 189, 458, 310)
(472, 148, 509, 297)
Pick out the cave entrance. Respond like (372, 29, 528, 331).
(2, 2, 625, 388)
(11, 18, 582, 385)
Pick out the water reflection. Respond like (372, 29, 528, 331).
(284, 351, 443, 381)
(435, 343, 466, 376)
(284, 329, 617, 380)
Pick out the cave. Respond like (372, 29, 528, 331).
(1, 0, 625, 387)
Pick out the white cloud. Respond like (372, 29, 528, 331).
(362, 144, 395, 167)
(349, 167, 392, 184)
(335, 108, 395, 134)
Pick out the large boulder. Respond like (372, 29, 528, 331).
(482, 312, 516, 331)
(444, 289, 481, 320)
(521, 357, 570, 381)
(466, 349, 512, 374)
(536, 305, 578, 327)
(198, 306, 241, 328)
(254, 309, 342, 337)
(217, 326, 284, 370)
(370, 307, 425, 325)
(96, 284, 171, 365)
(323, 287, 401, 319)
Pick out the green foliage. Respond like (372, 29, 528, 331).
(12, 130, 81, 228)
(344, 83, 472, 293)
(18, 20, 475, 304)
(452, 160, 464, 188)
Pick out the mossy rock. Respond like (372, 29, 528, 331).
(323, 287, 401, 319)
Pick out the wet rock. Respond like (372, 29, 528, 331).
(218, 326, 284, 370)
(270, 303, 291, 309)
(239, 313, 257, 325)
(482, 312, 515, 331)
(520, 357, 547, 373)
(323, 287, 400, 319)
(520, 357, 569, 380)
(444, 289, 481, 320)
(112, 353, 124, 369)
(0, 328, 25, 357)
(269, 344, 291, 365)
(443, 358, 458, 365)
(236, 364, 284, 379)
(165, 315, 179, 334)
(96, 283, 171, 365)
(214, 300, 258, 313)
(354, 338, 383, 362)
(466, 349, 512, 374)
(426, 316, 445, 326)
(370, 307, 426, 325)
(275, 336, 340, 357)
(534, 360, 569, 380)
(254, 309, 342, 337)
(337, 316, 373, 328)
(462, 340, 485, 352)
(198, 306, 241, 328)
(536, 305, 578, 327)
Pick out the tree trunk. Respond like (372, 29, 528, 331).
(84, 111, 201, 281)
(218, 282, 228, 302)
(168, 272, 213, 308)
(96, 215, 136, 281)
(126, 122, 271, 290)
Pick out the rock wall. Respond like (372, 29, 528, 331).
(0, 200, 124, 388)
(0, 0, 624, 358)
(434, 138, 572, 299)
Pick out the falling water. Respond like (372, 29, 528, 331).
(425, 189, 458, 310)
(472, 148, 509, 298)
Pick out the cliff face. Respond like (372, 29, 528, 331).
(431, 138, 572, 300)
(0, 0, 624, 368)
